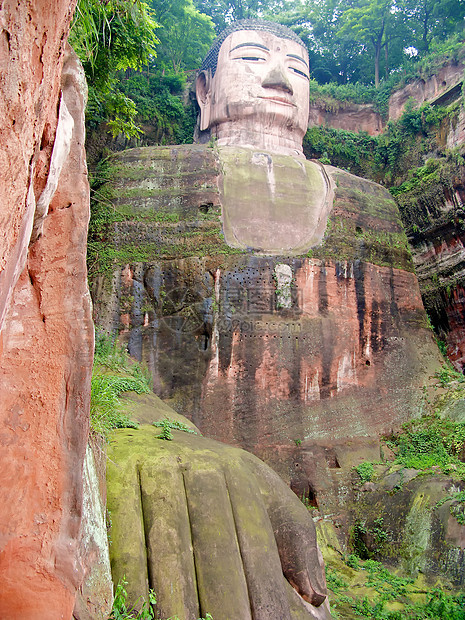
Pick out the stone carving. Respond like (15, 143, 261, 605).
(195, 20, 334, 255)
(92, 22, 442, 616)
(196, 20, 310, 157)
(107, 397, 331, 620)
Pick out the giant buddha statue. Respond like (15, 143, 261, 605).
(95, 20, 442, 515)
(195, 20, 334, 254)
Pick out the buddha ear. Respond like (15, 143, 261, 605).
(196, 70, 212, 131)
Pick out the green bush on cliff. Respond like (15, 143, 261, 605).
(355, 462, 375, 482)
(71, 0, 159, 138)
(116, 70, 196, 145)
(91, 332, 151, 438)
(328, 556, 465, 619)
(352, 588, 465, 619)
(385, 410, 465, 475)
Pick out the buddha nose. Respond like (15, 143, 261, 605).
(261, 65, 293, 95)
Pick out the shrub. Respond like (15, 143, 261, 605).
(90, 331, 151, 438)
(355, 462, 375, 483)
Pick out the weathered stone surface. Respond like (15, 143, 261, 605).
(445, 103, 465, 149)
(107, 410, 330, 619)
(218, 147, 334, 254)
(389, 61, 465, 121)
(0, 0, 77, 330)
(308, 102, 384, 136)
(0, 39, 93, 619)
(350, 470, 465, 585)
(92, 144, 442, 483)
(73, 443, 113, 620)
(399, 162, 465, 370)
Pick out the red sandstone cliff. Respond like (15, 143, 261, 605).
(0, 3, 93, 618)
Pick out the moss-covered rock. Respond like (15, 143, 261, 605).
(107, 421, 331, 620)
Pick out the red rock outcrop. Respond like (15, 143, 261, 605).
(92, 145, 442, 478)
(0, 2, 93, 615)
(0, 0, 77, 329)
(308, 102, 384, 135)
(389, 61, 465, 121)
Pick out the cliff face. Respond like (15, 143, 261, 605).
(389, 62, 465, 121)
(308, 102, 383, 136)
(0, 3, 93, 617)
(0, 0, 76, 328)
(92, 145, 441, 478)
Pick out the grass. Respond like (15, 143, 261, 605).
(90, 331, 151, 438)
(153, 417, 197, 440)
(109, 578, 212, 620)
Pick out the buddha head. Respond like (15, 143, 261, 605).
(196, 20, 310, 156)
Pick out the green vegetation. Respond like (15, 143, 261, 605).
(153, 417, 197, 440)
(109, 579, 157, 619)
(355, 462, 375, 483)
(382, 367, 465, 476)
(352, 404, 465, 479)
(304, 100, 463, 185)
(109, 579, 213, 619)
(194, 0, 464, 86)
(327, 556, 465, 619)
(71, 0, 214, 143)
(351, 518, 390, 559)
(117, 72, 195, 144)
(91, 331, 150, 438)
(71, 0, 159, 138)
(391, 146, 465, 236)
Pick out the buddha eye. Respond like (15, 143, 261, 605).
(289, 67, 309, 80)
(238, 56, 266, 62)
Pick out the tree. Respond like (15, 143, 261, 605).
(192, 0, 292, 32)
(401, 0, 465, 53)
(71, 0, 159, 87)
(70, 0, 160, 136)
(338, 0, 406, 87)
(150, 0, 215, 71)
(303, 0, 369, 83)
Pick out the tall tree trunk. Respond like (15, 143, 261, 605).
(374, 43, 380, 87)
(385, 42, 388, 79)
(422, 0, 430, 52)
(372, 24, 385, 88)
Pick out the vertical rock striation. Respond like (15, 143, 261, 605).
(0, 2, 93, 615)
(92, 145, 442, 479)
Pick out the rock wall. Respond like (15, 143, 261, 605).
(0, 0, 76, 329)
(351, 470, 465, 586)
(306, 59, 464, 137)
(396, 158, 465, 370)
(74, 442, 113, 620)
(92, 145, 442, 479)
(0, 2, 94, 615)
(308, 102, 383, 135)
(389, 61, 465, 122)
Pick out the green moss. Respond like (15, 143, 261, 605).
(310, 213, 413, 271)
(319, 522, 465, 620)
(402, 492, 432, 576)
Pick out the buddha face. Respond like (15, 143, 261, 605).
(197, 29, 310, 141)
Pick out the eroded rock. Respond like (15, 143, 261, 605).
(107, 413, 331, 620)
(0, 40, 93, 618)
(92, 145, 441, 478)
